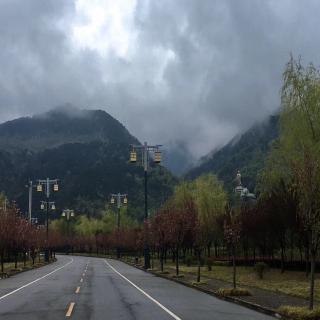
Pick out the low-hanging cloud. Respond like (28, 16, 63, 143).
(0, 0, 320, 157)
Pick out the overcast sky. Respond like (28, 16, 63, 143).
(1, 0, 320, 157)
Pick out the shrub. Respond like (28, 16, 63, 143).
(213, 260, 230, 267)
(278, 306, 320, 320)
(185, 255, 193, 267)
(254, 262, 269, 279)
(205, 258, 214, 271)
(216, 288, 251, 297)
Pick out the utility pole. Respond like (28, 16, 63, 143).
(110, 193, 128, 258)
(37, 178, 59, 262)
(130, 142, 162, 269)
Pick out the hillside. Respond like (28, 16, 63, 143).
(185, 115, 279, 193)
(0, 106, 176, 221)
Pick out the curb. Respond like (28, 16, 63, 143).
(120, 259, 282, 319)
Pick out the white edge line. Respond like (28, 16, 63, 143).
(104, 260, 182, 320)
(0, 258, 74, 301)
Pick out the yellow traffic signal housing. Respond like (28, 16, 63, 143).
(130, 151, 137, 163)
(154, 150, 161, 163)
(37, 184, 43, 192)
(111, 197, 115, 204)
(123, 197, 128, 204)
(53, 183, 59, 192)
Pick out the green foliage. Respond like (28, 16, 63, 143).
(254, 262, 269, 279)
(278, 306, 320, 320)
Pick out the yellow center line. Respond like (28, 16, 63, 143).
(66, 302, 75, 317)
(75, 286, 80, 294)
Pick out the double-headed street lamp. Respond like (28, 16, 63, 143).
(110, 193, 128, 258)
(62, 209, 75, 254)
(37, 178, 59, 262)
(130, 142, 162, 269)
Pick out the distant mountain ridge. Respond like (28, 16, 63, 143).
(0, 105, 137, 152)
(185, 114, 279, 193)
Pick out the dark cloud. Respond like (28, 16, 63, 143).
(0, 0, 320, 157)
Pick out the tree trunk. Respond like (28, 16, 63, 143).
(232, 245, 236, 289)
(214, 242, 217, 257)
(160, 249, 164, 272)
(309, 251, 316, 310)
(175, 247, 179, 276)
(1, 252, 4, 273)
(197, 249, 201, 283)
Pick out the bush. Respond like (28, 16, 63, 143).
(278, 306, 320, 320)
(254, 262, 269, 279)
(185, 255, 193, 267)
(216, 288, 251, 297)
(213, 260, 230, 267)
(205, 258, 214, 271)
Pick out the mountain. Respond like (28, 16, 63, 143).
(0, 106, 177, 222)
(162, 141, 196, 176)
(185, 114, 279, 193)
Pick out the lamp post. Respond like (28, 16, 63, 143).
(130, 142, 162, 269)
(37, 178, 59, 262)
(110, 193, 128, 258)
(25, 180, 38, 223)
(62, 209, 75, 254)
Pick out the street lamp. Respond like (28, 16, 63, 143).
(62, 209, 75, 254)
(110, 193, 128, 258)
(37, 178, 59, 262)
(129, 142, 162, 269)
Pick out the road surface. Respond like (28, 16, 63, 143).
(0, 255, 274, 319)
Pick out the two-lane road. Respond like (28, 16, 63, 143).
(0, 255, 274, 319)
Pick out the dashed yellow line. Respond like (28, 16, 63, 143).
(75, 286, 80, 294)
(66, 302, 75, 317)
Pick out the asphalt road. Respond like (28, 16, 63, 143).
(0, 255, 275, 320)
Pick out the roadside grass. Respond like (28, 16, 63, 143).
(278, 306, 320, 320)
(0, 256, 48, 278)
(149, 259, 320, 301)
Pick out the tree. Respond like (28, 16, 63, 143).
(224, 206, 241, 289)
(264, 57, 320, 309)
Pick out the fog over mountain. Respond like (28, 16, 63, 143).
(1, 0, 320, 158)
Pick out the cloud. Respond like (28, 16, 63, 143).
(0, 0, 320, 157)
